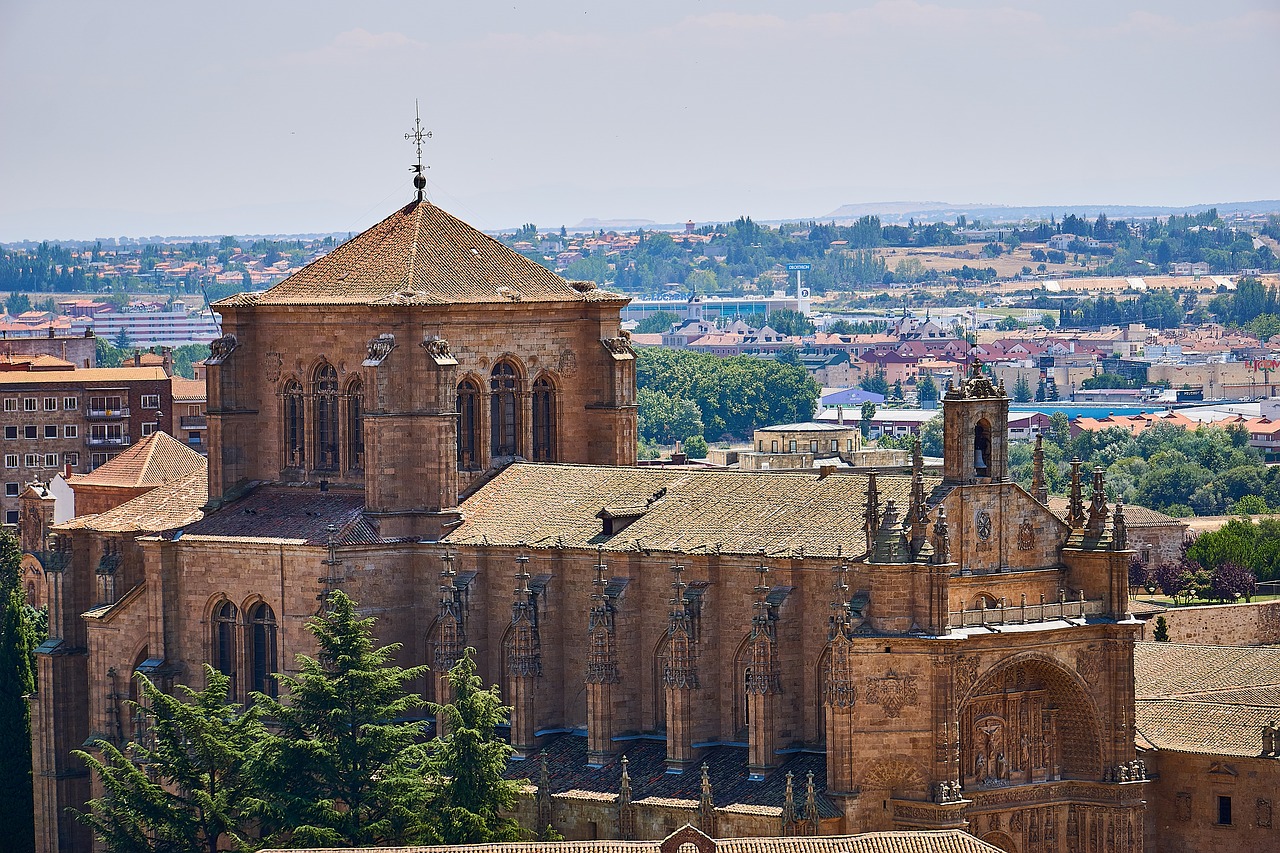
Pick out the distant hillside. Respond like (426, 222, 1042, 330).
(820, 200, 1280, 224)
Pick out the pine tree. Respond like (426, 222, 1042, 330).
(426, 648, 524, 844)
(1153, 616, 1170, 642)
(0, 529, 36, 853)
(252, 590, 434, 847)
(74, 667, 264, 853)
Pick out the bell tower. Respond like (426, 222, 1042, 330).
(942, 360, 1009, 485)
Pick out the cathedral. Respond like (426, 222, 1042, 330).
(27, 189, 1146, 853)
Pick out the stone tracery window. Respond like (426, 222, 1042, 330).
(283, 380, 304, 468)
(314, 363, 339, 471)
(531, 376, 556, 462)
(346, 378, 364, 470)
(490, 361, 520, 457)
(213, 600, 237, 696)
(457, 378, 480, 470)
(249, 602, 278, 699)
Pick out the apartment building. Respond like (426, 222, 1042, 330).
(0, 366, 173, 524)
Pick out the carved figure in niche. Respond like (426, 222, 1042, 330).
(996, 751, 1006, 780)
(1017, 519, 1034, 551)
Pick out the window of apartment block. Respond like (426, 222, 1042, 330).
(789, 440, 797, 452)
(831, 439, 838, 451)
(88, 395, 123, 413)
(63, 452, 79, 467)
(141, 394, 160, 409)
(4, 455, 16, 468)
(1218, 796, 1232, 826)
(771, 440, 779, 452)
(3, 427, 15, 440)
(24, 454, 39, 467)
(23, 398, 37, 411)
(2, 399, 15, 412)
(43, 397, 57, 411)
(63, 425, 78, 439)
(188, 404, 201, 416)
(43, 454, 57, 468)
(63, 397, 78, 410)
(187, 431, 201, 445)
(810, 440, 819, 452)
(4, 483, 17, 497)
(4, 510, 17, 525)
(90, 452, 110, 469)
(44, 425, 57, 439)
(24, 426, 37, 440)
(141, 422, 157, 436)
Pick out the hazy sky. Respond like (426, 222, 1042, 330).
(2, 1, 1278, 241)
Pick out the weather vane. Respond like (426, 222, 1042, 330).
(405, 100, 432, 202)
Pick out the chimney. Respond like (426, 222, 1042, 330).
(64, 462, 72, 480)
(837, 405, 844, 425)
(161, 347, 173, 377)
(133, 349, 141, 367)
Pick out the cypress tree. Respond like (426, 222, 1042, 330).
(74, 667, 264, 853)
(0, 529, 36, 853)
(426, 648, 524, 844)
(251, 590, 434, 847)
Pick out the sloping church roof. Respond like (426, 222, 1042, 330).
(216, 199, 628, 308)
(446, 463, 929, 558)
(68, 431, 206, 489)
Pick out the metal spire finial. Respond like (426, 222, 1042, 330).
(405, 100, 432, 202)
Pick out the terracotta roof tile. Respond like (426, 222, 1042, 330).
(1136, 699, 1276, 757)
(179, 485, 377, 545)
(447, 463, 926, 558)
(1046, 498, 1184, 528)
(264, 831, 1001, 853)
(1135, 641, 1280, 699)
(0, 366, 168, 385)
(170, 376, 206, 401)
(221, 200, 628, 308)
(58, 471, 206, 533)
(69, 432, 205, 489)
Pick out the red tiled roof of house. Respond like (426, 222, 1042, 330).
(69, 431, 205, 489)
(170, 376, 206, 401)
(219, 200, 628, 308)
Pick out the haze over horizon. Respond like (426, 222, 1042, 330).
(2, 1, 1278, 242)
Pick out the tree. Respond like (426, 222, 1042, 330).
(1154, 561, 1188, 599)
(5, 292, 32, 316)
(995, 315, 1022, 331)
(1152, 615, 1170, 642)
(860, 402, 877, 439)
(75, 667, 265, 853)
(425, 649, 523, 845)
(919, 414, 943, 457)
(634, 311, 681, 335)
(1209, 561, 1256, 603)
(113, 327, 132, 350)
(765, 309, 815, 337)
(1013, 375, 1032, 403)
(917, 373, 939, 405)
(0, 530, 36, 853)
(252, 591, 434, 847)
(637, 389, 703, 445)
(859, 366, 890, 397)
(1128, 556, 1152, 596)
(682, 434, 708, 458)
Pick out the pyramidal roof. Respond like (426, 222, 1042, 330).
(216, 199, 627, 308)
(69, 431, 206, 489)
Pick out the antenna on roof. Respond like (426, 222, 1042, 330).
(405, 100, 432, 202)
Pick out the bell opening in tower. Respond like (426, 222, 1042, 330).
(974, 419, 992, 479)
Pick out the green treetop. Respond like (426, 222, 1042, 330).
(0, 529, 37, 853)
(251, 591, 433, 848)
(75, 667, 265, 853)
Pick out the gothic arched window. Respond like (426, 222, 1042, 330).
(457, 378, 480, 470)
(213, 601, 237, 696)
(531, 376, 556, 462)
(283, 380, 305, 468)
(314, 363, 339, 471)
(249, 602, 278, 698)
(490, 361, 520, 457)
(346, 378, 364, 470)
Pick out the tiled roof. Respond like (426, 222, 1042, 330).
(447, 463, 924, 557)
(1134, 642, 1280, 757)
(1135, 699, 1275, 757)
(1135, 641, 1280, 699)
(171, 376, 206, 401)
(69, 432, 205, 489)
(1046, 498, 1184, 528)
(0, 366, 168, 385)
(264, 830, 1001, 853)
(179, 485, 378, 546)
(506, 735, 839, 820)
(58, 471, 206, 533)
(219, 200, 628, 308)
